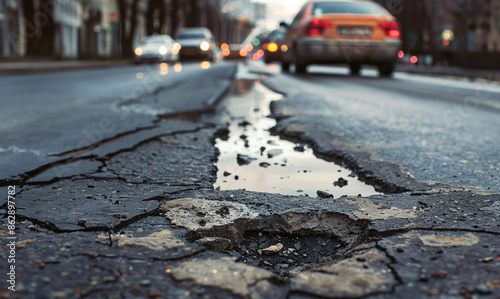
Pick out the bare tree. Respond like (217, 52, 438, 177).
(22, 0, 55, 57)
(118, 0, 140, 57)
(146, 0, 166, 35)
(170, 0, 180, 36)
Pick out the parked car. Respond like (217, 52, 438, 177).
(134, 35, 181, 63)
(280, 0, 402, 76)
(263, 29, 286, 64)
(176, 27, 216, 61)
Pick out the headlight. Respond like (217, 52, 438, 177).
(172, 43, 181, 54)
(158, 45, 168, 55)
(135, 47, 143, 56)
(200, 41, 210, 51)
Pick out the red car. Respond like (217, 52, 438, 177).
(280, 0, 402, 76)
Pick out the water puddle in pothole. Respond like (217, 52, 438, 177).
(214, 79, 380, 198)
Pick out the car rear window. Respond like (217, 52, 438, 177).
(143, 39, 166, 44)
(177, 33, 207, 39)
(312, 2, 387, 16)
(269, 31, 285, 42)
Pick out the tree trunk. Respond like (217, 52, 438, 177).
(170, 0, 180, 36)
(38, 0, 55, 57)
(118, 0, 127, 57)
(158, 0, 165, 34)
(187, 0, 199, 27)
(22, 0, 39, 56)
(147, 0, 166, 35)
(118, 0, 139, 58)
(146, 0, 156, 35)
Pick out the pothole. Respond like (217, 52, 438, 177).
(214, 79, 381, 198)
(233, 231, 342, 277)
(161, 197, 371, 281)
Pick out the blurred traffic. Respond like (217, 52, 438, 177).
(176, 27, 217, 61)
(134, 35, 180, 63)
(1, 0, 498, 74)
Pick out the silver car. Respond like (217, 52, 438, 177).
(134, 35, 181, 63)
(176, 28, 216, 61)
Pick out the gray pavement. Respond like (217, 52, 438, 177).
(0, 59, 131, 75)
(0, 61, 499, 298)
(0, 61, 235, 182)
(395, 64, 500, 82)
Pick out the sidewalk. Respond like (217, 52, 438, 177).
(395, 64, 500, 82)
(2, 58, 499, 82)
(0, 59, 131, 75)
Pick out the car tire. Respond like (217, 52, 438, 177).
(294, 47, 307, 74)
(295, 62, 307, 74)
(281, 62, 290, 72)
(350, 64, 361, 76)
(379, 63, 394, 77)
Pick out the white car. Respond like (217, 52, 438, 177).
(176, 28, 216, 61)
(134, 35, 181, 63)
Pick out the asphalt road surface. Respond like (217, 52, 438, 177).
(0, 61, 235, 182)
(0, 61, 499, 298)
(264, 64, 500, 194)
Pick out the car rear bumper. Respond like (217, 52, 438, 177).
(297, 38, 401, 64)
(180, 47, 212, 60)
(135, 54, 167, 62)
(264, 51, 281, 62)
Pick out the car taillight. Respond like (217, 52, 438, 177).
(306, 19, 332, 36)
(378, 21, 401, 38)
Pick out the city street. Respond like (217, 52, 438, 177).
(1, 60, 499, 298)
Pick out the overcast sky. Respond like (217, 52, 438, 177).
(252, 0, 307, 28)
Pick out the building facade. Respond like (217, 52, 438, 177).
(80, 0, 120, 58)
(0, 0, 22, 57)
(54, 0, 82, 58)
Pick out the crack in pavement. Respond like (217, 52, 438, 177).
(375, 242, 405, 294)
(1, 123, 216, 188)
(14, 206, 163, 234)
(52, 125, 158, 157)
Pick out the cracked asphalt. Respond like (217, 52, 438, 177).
(1, 61, 499, 298)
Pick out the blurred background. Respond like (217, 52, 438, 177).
(0, 0, 499, 69)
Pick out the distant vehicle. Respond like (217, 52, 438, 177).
(252, 32, 270, 52)
(263, 29, 286, 64)
(221, 43, 248, 60)
(134, 35, 181, 63)
(280, 0, 402, 76)
(176, 28, 216, 61)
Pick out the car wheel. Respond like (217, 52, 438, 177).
(379, 63, 394, 77)
(295, 62, 307, 74)
(350, 64, 361, 76)
(294, 47, 307, 74)
(281, 62, 290, 72)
